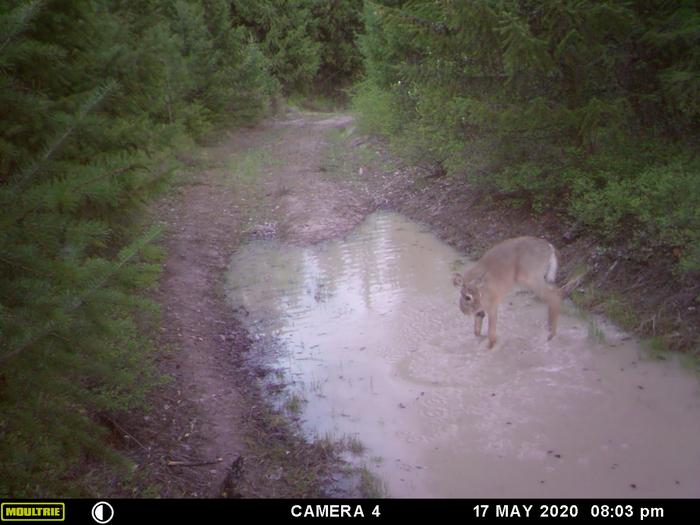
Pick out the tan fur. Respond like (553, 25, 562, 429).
(452, 236, 561, 349)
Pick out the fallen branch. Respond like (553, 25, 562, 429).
(167, 458, 223, 467)
(106, 417, 148, 451)
(561, 268, 589, 298)
(599, 259, 619, 285)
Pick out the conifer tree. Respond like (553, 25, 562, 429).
(309, 0, 364, 95)
(356, 0, 700, 271)
(0, 0, 280, 495)
(231, 0, 321, 93)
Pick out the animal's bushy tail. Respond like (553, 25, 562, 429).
(548, 245, 587, 298)
(545, 244, 559, 283)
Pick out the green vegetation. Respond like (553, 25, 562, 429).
(284, 392, 307, 416)
(5, 0, 698, 498)
(223, 148, 269, 187)
(352, 0, 700, 273)
(230, 0, 364, 97)
(342, 434, 366, 456)
(0, 0, 363, 497)
(357, 464, 388, 498)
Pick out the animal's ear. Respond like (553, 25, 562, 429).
(452, 273, 463, 287)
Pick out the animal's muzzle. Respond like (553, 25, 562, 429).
(459, 295, 472, 315)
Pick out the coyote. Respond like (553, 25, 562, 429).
(452, 236, 561, 348)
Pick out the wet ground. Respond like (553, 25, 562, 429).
(141, 109, 699, 498)
(226, 211, 700, 497)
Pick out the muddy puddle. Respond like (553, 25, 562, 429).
(225, 211, 700, 497)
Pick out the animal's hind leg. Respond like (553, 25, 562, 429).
(527, 279, 561, 340)
(486, 306, 498, 349)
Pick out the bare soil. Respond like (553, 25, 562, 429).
(110, 111, 383, 497)
(109, 109, 698, 498)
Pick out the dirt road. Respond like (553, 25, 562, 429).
(130, 109, 699, 498)
(143, 110, 389, 497)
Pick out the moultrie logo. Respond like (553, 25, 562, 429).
(1, 502, 65, 522)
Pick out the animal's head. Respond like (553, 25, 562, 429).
(452, 273, 482, 315)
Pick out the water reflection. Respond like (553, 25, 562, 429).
(226, 212, 700, 497)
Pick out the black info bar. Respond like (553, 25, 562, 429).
(0, 499, 694, 524)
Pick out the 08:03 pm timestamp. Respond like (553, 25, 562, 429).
(473, 503, 665, 520)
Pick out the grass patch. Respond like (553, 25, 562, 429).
(679, 348, 700, 379)
(215, 143, 283, 186)
(345, 435, 366, 456)
(600, 292, 638, 332)
(319, 125, 391, 184)
(645, 336, 670, 360)
(569, 289, 606, 343)
(335, 434, 366, 456)
(285, 392, 306, 416)
(587, 318, 606, 344)
(308, 378, 325, 398)
(569, 285, 700, 382)
(288, 93, 347, 113)
(357, 465, 388, 498)
(221, 148, 267, 187)
(639, 336, 700, 379)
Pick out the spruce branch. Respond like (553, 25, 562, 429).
(0, 224, 162, 363)
(0, 0, 43, 56)
(371, 1, 450, 36)
(12, 80, 119, 191)
(0, 163, 149, 232)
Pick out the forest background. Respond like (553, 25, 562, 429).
(1, 0, 698, 496)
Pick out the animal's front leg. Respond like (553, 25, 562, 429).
(474, 311, 485, 337)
